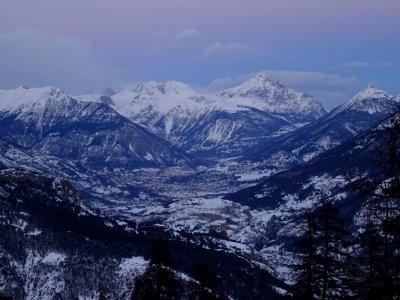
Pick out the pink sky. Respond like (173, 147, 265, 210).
(1, 0, 399, 44)
(0, 0, 399, 109)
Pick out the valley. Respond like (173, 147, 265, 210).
(2, 1, 400, 298)
(1, 73, 400, 299)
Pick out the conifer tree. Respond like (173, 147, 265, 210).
(293, 212, 318, 300)
(348, 112, 400, 299)
(131, 239, 182, 300)
(189, 263, 221, 300)
(293, 195, 349, 300)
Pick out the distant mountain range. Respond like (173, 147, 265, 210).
(76, 73, 326, 159)
(0, 86, 195, 169)
(1, 77, 397, 214)
(0, 86, 198, 209)
(247, 86, 399, 168)
(225, 86, 400, 249)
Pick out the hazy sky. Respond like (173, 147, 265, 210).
(0, 0, 399, 109)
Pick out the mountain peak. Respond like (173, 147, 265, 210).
(130, 80, 192, 96)
(40, 86, 66, 99)
(332, 86, 394, 116)
(0, 86, 68, 112)
(247, 72, 271, 82)
(217, 73, 326, 118)
(102, 87, 116, 96)
(159, 80, 193, 94)
(352, 86, 391, 102)
(249, 72, 280, 84)
(218, 73, 288, 99)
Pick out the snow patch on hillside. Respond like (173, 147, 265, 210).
(117, 256, 148, 277)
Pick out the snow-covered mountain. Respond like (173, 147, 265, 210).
(0, 86, 195, 169)
(0, 86, 201, 209)
(248, 86, 399, 167)
(233, 109, 398, 211)
(76, 74, 326, 159)
(223, 111, 400, 281)
(330, 86, 394, 116)
(218, 73, 326, 119)
(1, 80, 398, 296)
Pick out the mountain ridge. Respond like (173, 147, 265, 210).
(75, 74, 327, 159)
(248, 85, 399, 167)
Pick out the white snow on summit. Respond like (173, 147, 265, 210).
(0, 75, 329, 159)
(0, 86, 69, 112)
(70, 75, 328, 158)
(75, 74, 326, 125)
(75, 74, 328, 117)
(331, 86, 394, 116)
(219, 73, 287, 98)
(352, 86, 391, 101)
(218, 73, 326, 117)
(129, 80, 193, 96)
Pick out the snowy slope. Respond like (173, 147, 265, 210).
(222, 112, 400, 281)
(76, 74, 326, 159)
(330, 86, 393, 116)
(0, 169, 287, 300)
(0, 86, 68, 112)
(0, 86, 200, 209)
(0, 86, 195, 169)
(218, 73, 326, 119)
(248, 86, 399, 167)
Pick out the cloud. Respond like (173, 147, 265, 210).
(149, 29, 264, 63)
(264, 70, 359, 91)
(203, 42, 261, 59)
(207, 70, 361, 110)
(0, 29, 135, 93)
(341, 60, 392, 68)
(149, 31, 169, 42)
(150, 28, 201, 54)
(0, 29, 137, 93)
(206, 74, 252, 92)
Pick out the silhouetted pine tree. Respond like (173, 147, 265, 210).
(131, 264, 181, 300)
(293, 195, 349, 300)
(293, 211, 318, 300)
(345, 219, 387, 300)
(346, 112, 400, 299)
(188, 263, 221, 300)
(98, 288, 107, 300)
(375, 113, 400, 297)
(131, 239, 182, 300)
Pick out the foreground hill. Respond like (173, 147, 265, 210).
(0, 168, 288, 299)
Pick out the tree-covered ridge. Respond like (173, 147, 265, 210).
(0, 170, 287, 299)
(291, 113, 400, 299)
